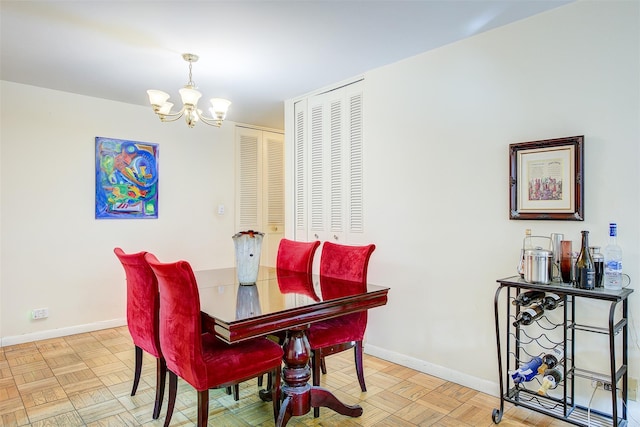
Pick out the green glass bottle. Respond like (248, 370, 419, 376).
(575, 230, 595, 290)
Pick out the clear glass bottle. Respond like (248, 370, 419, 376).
(537, 366, 563, 395)
(604, 223, 623, 290)
(589, 246, 604, 288)
(575, 230, 595, 290)
(518, 229, 532, 278)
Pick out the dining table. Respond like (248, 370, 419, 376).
(194, 266, 389, 427)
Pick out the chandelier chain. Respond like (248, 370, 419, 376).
(188, 60, 194, 86)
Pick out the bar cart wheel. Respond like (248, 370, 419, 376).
(492, 408, 502, 424)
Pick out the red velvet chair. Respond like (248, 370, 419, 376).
(113, 247, 166, 420)
(276, 238, 320, 273)
(144, 253, 283, 427)
(307, 242, 376, 417)
(257, 238, 320, 391)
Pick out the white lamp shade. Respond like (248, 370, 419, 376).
(147, 90, 170, 105)
(210, 98, 231, 115)
(179, 87, 202, 106)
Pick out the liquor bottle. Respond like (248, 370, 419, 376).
(512, 303, 544, 327)
(575, 230, 595, 290)
(589, 246, 605, 288)
(510, 356, 543, 384)
(518, 229, 532, 278)
(541, 292, 562, 310)
(537, 366, 563, 395)
(537, 347, 563, 374)
(604, 223, 623, 290)
(512, 290, 545, 307)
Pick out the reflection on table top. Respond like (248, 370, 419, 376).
(194, 266, 389, 343)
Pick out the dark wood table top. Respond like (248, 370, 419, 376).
(195, 267, 389, 343)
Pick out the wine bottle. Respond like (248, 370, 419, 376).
(537, 347, 563, 374)
(510, 356, 543, 384)
(541, 292, 562, 310)
(575, 230, 595, 290)
(537, 367, 563, 395)
(512, 290, 545, 307)
(513, 303, 544, 327)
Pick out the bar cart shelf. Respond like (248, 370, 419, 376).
(493, 276, 633, 427)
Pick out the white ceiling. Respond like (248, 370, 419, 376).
(1, 0, 574, 130)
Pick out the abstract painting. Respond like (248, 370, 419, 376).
(95, 137, 159, 219)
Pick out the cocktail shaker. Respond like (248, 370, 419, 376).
(550, 233, 564, 282)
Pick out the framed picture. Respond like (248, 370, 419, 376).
(509, 135, 584, 221)
(95, 136, 159, 219)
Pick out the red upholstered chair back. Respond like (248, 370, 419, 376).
(276, 238, 320, 273)
(144, 253, 207, 390)
(319, 242, 376, 283)
(318, 242, 375, 328)
(277, 270, 320, 301)
(114, 248, 162, 359)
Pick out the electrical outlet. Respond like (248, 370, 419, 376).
(629, 377, 638, 401)
(31, 308, 49, 320)
(591, 378, 612, 391)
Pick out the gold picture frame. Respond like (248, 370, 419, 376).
(509, 135, 584, 221)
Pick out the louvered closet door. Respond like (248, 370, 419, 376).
(345, 83, 364, 239)
(235, 126, 284, 267)
(237, 127, 262, 232)
(263, 131, 285, 266)
(305, 81, 364, 243)
(293, 99, 308, 240)
(308, 89, 346, 242)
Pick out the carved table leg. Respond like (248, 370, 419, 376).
(276, 326, 362, 427)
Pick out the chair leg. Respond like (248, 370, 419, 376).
(271, 367, 282, 423)
(312, 351, 321, 418)
(197, 389, 209, 427)
(258, 374, 263, 387)
(320, 356, 327, 374)
(354, 341, 367, 392)
(225, 385, 240, 401)
(153, 357, 167, 419)
(131, 346, 143, 396)
(266, 372, 273, 390)
(164, 371, 178, 427)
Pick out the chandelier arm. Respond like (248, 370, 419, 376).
(154, 104, 187, 121)
(158, 112, 184, 123)
(157, 110, 183, 118)
(195, 110, 223, 127)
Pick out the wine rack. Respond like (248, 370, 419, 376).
(492, 276, 633, 427)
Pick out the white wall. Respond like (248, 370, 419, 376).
(287, 0, 640, 407)
(0, 81, 239, 344)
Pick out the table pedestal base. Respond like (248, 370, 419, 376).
(274, 327, 363, 426)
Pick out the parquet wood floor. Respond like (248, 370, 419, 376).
(0, 326, 576, 426)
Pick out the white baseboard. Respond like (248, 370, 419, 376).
(1, 318, 127, 347)
(365, 343, 500, 398)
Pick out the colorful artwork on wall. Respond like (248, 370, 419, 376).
(95, 136, 159, 219)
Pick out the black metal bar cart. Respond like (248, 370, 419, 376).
(493, 276, 632, 427)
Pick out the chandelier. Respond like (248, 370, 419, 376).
(147, 53, 231, 128)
